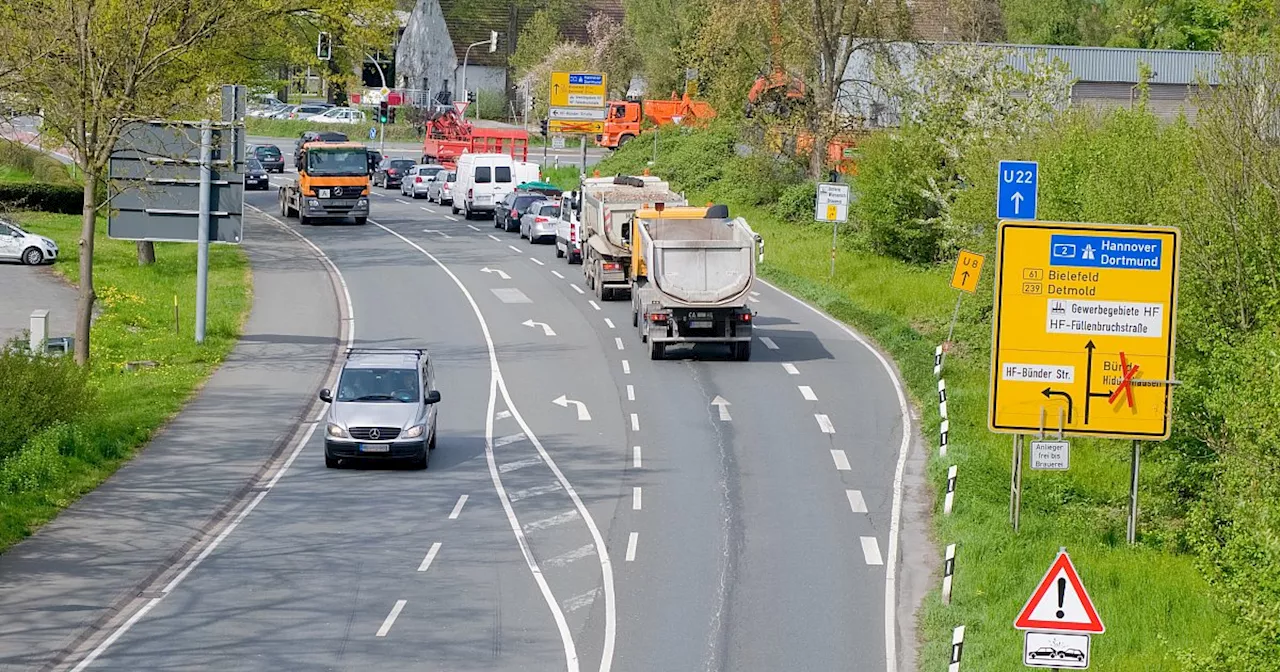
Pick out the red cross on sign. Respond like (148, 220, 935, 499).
(1108, 351, 1139, 408)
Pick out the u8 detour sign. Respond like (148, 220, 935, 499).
(989, 220, 1181, 440)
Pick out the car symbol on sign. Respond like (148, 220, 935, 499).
(1052, 243, 1076, 258)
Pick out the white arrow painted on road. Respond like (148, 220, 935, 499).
(480, 267, 511, 280)
(422, 229, 452, 238)
(522, 319, 556, 336)
(711, 395, 732, 421)
(552, 395, 591, 421)
(1010, 191, 1024, 215)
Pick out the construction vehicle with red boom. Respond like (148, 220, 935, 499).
(419, 104, 529, 168)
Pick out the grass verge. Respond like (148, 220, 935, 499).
(0, 165, 33, 183)
(591, 136, 1226, 668)
(0, 212, 251, 553)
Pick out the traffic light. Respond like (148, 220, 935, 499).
(317, 32, 331, 60)
(539, 119, 548, 137)
(388, 106, 396, 124)
(378, 100, 388, 124)
(467, 91, 477, 104)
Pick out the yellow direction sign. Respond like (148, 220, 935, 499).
(550, 72, 607, 108)
(989, 220, 1180, 440)
(950, 250, 985, 293)
(549, 119, 604, 135)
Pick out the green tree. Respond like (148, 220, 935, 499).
(999, 0, 1115, 45)
(0, 0, 396, 365)
(512, 9, 562, 78)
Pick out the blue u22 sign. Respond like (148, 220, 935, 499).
(997, 160, 1038, 220)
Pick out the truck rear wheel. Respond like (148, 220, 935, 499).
(649, 337, 664, 360)
(734, 341, 752, 361)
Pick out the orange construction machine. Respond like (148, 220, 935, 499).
(595, 94, 717, 149)
(420, 104, 529, 168)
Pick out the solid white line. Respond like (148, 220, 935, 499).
(799, 385, 818, 401)
(489, 234, 501, 241)
(816, 414, 835, 434)
(509, 245, 522, 253)
(417, 542, 442, 572)
(552, 270, 565, 279)
(630, 413, 639, 431)
(376, 600, 408, 636)
(758, 277, 913, 672)
(571, 284, 585, 294)
(531, 258, 545, 266)
(626, 385, 635, 401)
(467, 224, 480, 231)
(589, 300, 602, 311)
(632, 487, 642, 511)
(509, 482, 564, 502)
(494, 432, 527, 447)
(625, 532, 639, 562)
(847, 489, 868, 513)
(604, 318, 615, 329)
(615, 337, 625, 350)
(446, 215, 459, 221)
(546, 544, 597, 567)
(782, 362, 799, 375)
(861, 537, 885, 566)
(373, 222, 612, 672)
(831, 450, 852, 470)
(632, 446, 642, 468)
(621, 360, 630, 374)
(499, 456, 544, 473)
(760, 336, 779, 350)
(525, 510, 581, 531)
(449, 495, 469, 519)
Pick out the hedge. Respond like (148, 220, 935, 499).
(0, 182, 82, 215)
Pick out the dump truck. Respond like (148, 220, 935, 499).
(630, 203, 763, 360)
(579, 174, 688, 301)
(279, 141, 370, 225)
(595, 94, 717, 149)
(419, 104, 529, 168)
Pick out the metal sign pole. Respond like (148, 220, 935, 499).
(941, 293, 963, 370)
(1010, 434, 1024, 532)
(195, 121, 212, 344)
(1127, 440, 1141, 544)
(829, 221, 838, 279)
(580, 136, 587, 174)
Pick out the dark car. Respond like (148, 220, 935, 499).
(295, 130, 349, 155)
(494, 191, 546, 233)
(375, 158, 417, 189)
(251, 144, 284, 173)
(366, 148, 383, 175)
(244, 158, 270, 190)
(1059, 649, 1085, 661)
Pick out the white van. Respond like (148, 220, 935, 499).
(453, 153, 516, 219)
(514, 161, 540, 186)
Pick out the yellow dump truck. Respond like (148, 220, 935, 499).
(278, 141, 371, 225)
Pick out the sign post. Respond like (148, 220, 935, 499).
(941, 250, 985, 372)
(548, 71, 607, 153)
(1016, 549, 1104, 669)
(814, 182, 850, 278)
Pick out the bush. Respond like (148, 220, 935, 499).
(851, 129, 943, 263)
(31, 155, 74, 184)
(0, 182, 83, 214)
(0, 140, 38, 174)
(476, 90, 508, 121)
(0, 427, 69, 494)
(0, 344, 95, 460)
(773, 181, 817, 222)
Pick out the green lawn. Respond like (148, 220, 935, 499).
(0, 166, 33, 183)
(0, 213, 250, 552)
(678, 196, 1226, 669)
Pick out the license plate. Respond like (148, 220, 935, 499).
(688, 312, 713, 319)
(688, 320, 713, 329)
(318, 188, 331, 198)
(358, 444, 390, 453)
(477, 195, 491, 203)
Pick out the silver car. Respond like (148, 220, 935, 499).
(0, 218, 58, 265)
(319, 348, 442, 469)
(520, 199, 560, 243)
(427, 170, 456, 204)
(401, 164, 446, 198)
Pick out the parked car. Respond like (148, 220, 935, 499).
(554, 195, 582, 263)
(375, 158, 416, 189)
(0, 218, 58, 265)
(250, 102, 290, 118)
(520, 199, 561, 243)
(244, 158, 270, 190)
(313, 107, 367, 124)
(401, 164, 446, 198)
(494, 191, 545, 233)
(287, 103, 330, 121)
(427, 170, 456, 204)
(251, 144, 284, 173)
(453, 153, 516, 218)
(318, 348, 442, 469)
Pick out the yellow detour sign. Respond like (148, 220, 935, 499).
(548, 119, 604, 135)
(950, 250, 985, 293)
(989, 220, 1180, 440)
(550, 72, 607, 108)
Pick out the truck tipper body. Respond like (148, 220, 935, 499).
(279, 141, 371, 225)
(596, 95, 717, 150)
(629, 203, 763, 360)
(579, 175, 687, 301)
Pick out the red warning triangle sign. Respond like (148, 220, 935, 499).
(1014, 551, 1105, 633)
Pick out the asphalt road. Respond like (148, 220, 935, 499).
(66, 172, 918, 671)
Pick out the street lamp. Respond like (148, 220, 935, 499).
(459, 31, 498, 119)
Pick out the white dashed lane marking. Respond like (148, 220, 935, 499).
(799, 386, 818, 401)
(847, 489, 868, 513)
(625, 532, 639, 562)
(831, 450, 851, 471)
(448, 495, 469, 519)
(861, 537, 884, 566)
(782, 362, 799, 375)
(816, 414, 835, 434)
(417, 542, 442, 572)
(760, 336, 779, 350)
(376, 600, 407, 637)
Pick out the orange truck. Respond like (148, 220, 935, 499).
(278, 141, 371, 225)
(595, 94, 716, 150)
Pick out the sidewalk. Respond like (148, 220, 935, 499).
(0, 211, 340, 670)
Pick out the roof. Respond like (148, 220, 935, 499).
(895, 40, 1223, 85)
(345, 348, 425, 368)
(303, 141, 365, 149)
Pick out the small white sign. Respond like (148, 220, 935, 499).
(567, 93, 604, 107)
(1030, 440, 1070, 470)
(1045, 299, 1164, 338)
(1000, 363, 1075, 383)
(550, 106, 607, 120)
(815, 182, 850, 223)
(1024, 631, 1089, 668)
(551, 136, 566, 150)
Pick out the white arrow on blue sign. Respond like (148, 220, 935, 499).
(369, 127, 378, 140)
(997, 160, 1038, 220)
